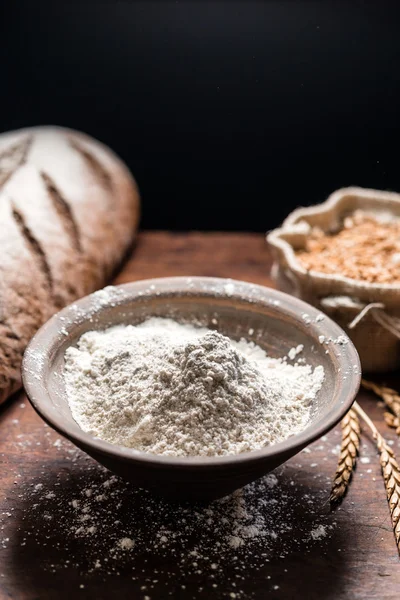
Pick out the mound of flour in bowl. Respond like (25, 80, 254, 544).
(64, 318, 324, 457)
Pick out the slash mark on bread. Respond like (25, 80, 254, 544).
(69, 138, 113, 192)
(11, 203, 54, 296)
(0, 320, 20, 341)
(0, 135, 33, 188)
(40, 171, 82, 252)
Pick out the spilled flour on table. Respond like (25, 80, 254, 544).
(0, 431, 341, 599)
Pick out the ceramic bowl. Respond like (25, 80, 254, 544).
(22, 277, 360, 501)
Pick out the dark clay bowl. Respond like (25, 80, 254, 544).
(22, 277, 361, 501)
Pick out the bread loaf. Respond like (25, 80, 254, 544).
(0, 126, 140, 402)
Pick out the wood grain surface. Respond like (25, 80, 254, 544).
(1, 231, 400, 600)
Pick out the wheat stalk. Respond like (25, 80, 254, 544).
(353, 401, 400, 555)
(362, 379, 400, 417)
(330, 407, 361, 506)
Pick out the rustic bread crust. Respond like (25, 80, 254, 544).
(0, 126, 140, 403)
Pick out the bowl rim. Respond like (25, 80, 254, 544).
(22, 276, 361, 470)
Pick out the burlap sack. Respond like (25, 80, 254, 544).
(267, 186, 400, 372)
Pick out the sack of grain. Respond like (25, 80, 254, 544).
(267, 187, 400, 372)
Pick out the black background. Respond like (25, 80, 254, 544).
(1, 2, 399, 231)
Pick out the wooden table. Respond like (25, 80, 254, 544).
(1, 232, 399, 600)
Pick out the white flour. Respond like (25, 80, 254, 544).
(64, 318, 324, 456)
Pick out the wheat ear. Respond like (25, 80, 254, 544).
(362, 379, 400, 417)
(362, 379, 400, 437)
(384, 412, 400, 435)
(353, 401, 400, 555)
(330, 407, 361, 507)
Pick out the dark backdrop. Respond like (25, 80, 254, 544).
(1, 2, 399, 231)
